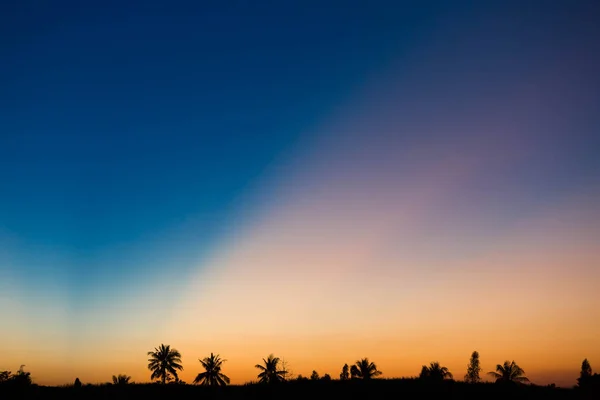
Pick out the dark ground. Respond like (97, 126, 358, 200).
(2, 379, 599, 400)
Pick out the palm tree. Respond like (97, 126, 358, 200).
(112, 374, 132, 385)
(487, 360, 529, 384)
(420, 362, 453, 381)
(193, 353, 230, 386)
(147, 344, 183, 384)
(349, 358, 382, 380)
(255, 354, 287, 384)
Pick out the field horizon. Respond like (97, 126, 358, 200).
(2, 2, 599, 398)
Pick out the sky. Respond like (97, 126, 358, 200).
(1, 0, 599, 388)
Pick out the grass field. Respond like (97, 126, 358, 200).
(2, 379, 599, 400)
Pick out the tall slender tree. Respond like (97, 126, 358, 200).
(578, 359, 593, 387)
(465, 351, 481, 383)
(340, 364, 350, 380)
(147, 344, 184, 384)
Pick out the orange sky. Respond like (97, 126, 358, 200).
(2, 19, 599, 387)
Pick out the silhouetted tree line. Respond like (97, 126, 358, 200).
(0, 365, 31, 388)
(2, 345, 599, 399)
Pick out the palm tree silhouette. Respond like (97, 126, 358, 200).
(349, 358, 382, 380)
(112, 374, 132, 385)
(420, 362, 453, 381)
(193, 353, 230, 386)
(487, 361, 529, 384)
(147, 344, 183, 384)
(255, 354, 287, 384)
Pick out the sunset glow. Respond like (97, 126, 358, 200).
(1, 0, 599, 389)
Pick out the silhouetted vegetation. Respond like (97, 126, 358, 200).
(147, 344, 184, 384)
(340, 363, 350, 380)
(350, 358, 382, 380)
(255, 354, 286, 384)
(2, 352, 598, 399)
(465, 351, 481, 383)
(0, 365, 32, 388)
(112, 374, 132, 385)
(2, 379, 595, 400)
(577, 358, 600, 395)
(488, 360, 529, 384)
(193, 353, 230, 386)
(419, 362, 453, 382)
(578, 358, 592, 386)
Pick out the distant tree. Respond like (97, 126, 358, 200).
(0, 371, 12, 383)
(147, 344, 184, 384)
(193, 353, 230, 386)
(74, 378, 82, 388)
(280, 358, 293, 382)
(340, 364, 350, 380)
(112, 374, 132, 385)
(296, 374, 308, 382)
(310, 370, 320, 381)
(5, 366, 32, 386)
(255, 354, 286, 384)
(321, 374, 331, 381)
(578, 359, 593, 387)
(420, 362, 453, 382)
(350, 358, 382, 380)
(487, 360, 529, 384)
(465, 351, 481, 383)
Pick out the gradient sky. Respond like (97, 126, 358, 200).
(1, 0, 600, 388)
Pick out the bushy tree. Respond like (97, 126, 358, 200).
(310, 370, 320, 381)
(1, 366, 32, 387)
(0, 371, 12, 383)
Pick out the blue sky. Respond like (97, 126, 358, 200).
(1, 1, 414, 290)
(0, 1, 476, 301)
(1, 0, 600, 385)
(1, 0, 599, 305)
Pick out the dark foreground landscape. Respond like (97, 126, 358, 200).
(2, 380, 600, 400)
